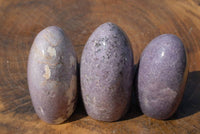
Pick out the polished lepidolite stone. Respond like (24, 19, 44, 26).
(81, 22, 134, 121)
(137, 34, 188, 119)
(28, 26, 77, 124)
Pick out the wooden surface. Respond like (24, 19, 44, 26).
(0, 0, 200, 133)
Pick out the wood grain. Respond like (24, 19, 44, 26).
(0, 0, 199, 133)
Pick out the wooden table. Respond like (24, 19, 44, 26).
(0, 0, 199, 133)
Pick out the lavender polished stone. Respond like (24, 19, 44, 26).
(28, 26, 77, 124)
(81, 22, 134, 121)
(137, 34, 188, 120)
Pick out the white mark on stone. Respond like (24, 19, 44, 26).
(144, 96, 149, 108)
(144, 87, 177, 108)
(6, 60, 9, 64)
(161, 51, 165, 57)
(103, 41, 106, 46)
(42, 50, 45, 56)
(69, 55, 76, 68)
(43, 65, 51, 79)
(162, 88, 177, 98)
(95, 64, 99, 68)
(39, 107, 44, 115)
(47, 46, 56, 57)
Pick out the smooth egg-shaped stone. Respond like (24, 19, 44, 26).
(81, 22, 134, 121)
(28, 26, 77, 124)
(137, 34, 188, 119)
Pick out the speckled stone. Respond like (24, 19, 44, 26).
(81, 22, 134, 121)
(137, 34, 188, 120)
(28, 26, 77, 124)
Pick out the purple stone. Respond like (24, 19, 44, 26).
(81, 22, 134, 121)
(137, 34, 188, 119)
(28, 26, 77, 124)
